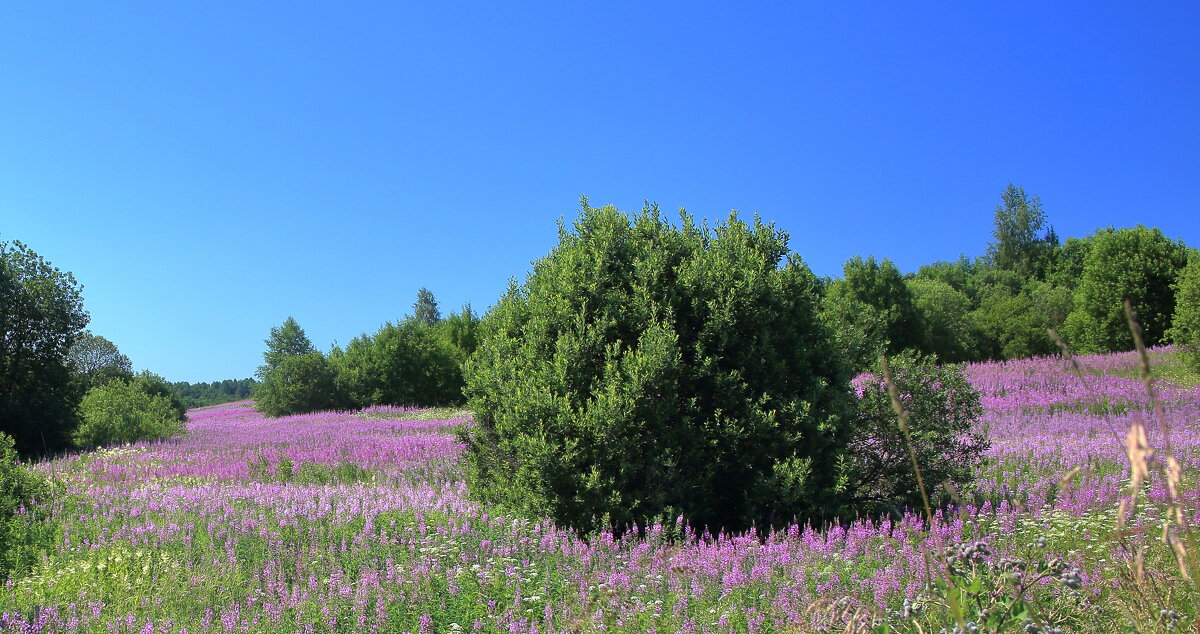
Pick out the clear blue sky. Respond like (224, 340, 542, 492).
(2, 2, 1197, 382)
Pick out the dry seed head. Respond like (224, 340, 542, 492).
(1058, 466, 1082, 497)
(1126, 422, 1152, 494)
(1166, 457, 1183, 518)
(1117, 498, 1130, 531)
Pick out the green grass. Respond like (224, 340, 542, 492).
(1104, 349, 1200, 388)
(356, 406, 473, 421)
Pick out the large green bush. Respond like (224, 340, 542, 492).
(129, 371, 188, 421)
(0, 433, 57, 577)
(461, 202, 853, 535)
(1064, 225, 1189, 353)
(75, 380, 186, 448)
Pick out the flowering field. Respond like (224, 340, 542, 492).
(2, 350, 1198, 632)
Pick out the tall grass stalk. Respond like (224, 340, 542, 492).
(1123, 301, 1199, 608)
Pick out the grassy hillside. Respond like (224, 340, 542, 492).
(1, 349, 1197, 632)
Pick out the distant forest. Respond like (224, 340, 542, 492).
(169, 378, 256, 408)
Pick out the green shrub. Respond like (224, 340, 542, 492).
(846, 353, 987, 516)
(129, 371, 188, 421)
(0, 433, 57, 578)
(461, 201, 853, 535)
(75, 380, 187, 448)
(253, 351, 341, 417)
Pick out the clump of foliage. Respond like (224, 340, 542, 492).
(821, 255, 926, 372)
(0, 433, 57, 578)
(461, 201, 854, 535)
(129, 371, 188, 422)
(334, 317, 464, 409)
(906, 278, 980, 363)
(1064, 225, 1189, 353)
(1171, 251, 1200, 372)
(846, 353, 987, 516)
(75, 378, 187, 448)
(0, 239, 89, 457)
(253, 317, 342, 417)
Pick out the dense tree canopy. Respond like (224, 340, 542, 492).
(254, 351, 340, 418)
(334, 318, 462, 408)
(0, 240, 89, 456)
(68, 331, 132, 388)
(972, 286, 1057, 360)
(907, 278, 979, 363)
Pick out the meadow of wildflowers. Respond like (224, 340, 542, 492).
(1, 349, 1197, 632)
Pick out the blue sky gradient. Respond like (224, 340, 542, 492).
(2, 2, 1197, 382)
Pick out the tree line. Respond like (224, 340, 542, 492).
(169, 378, 256, 409)
(820, 184, 1198, 372)
(256, 186, 1200, 425)
(251, 291, 478, 417)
